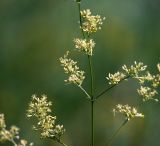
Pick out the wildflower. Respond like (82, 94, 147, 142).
(74, 38, 95, 55)
(113, 104, 144, 121)
(106, 72, 126, 85)
(59, 51, 85, 85)
(122, 61, 147, 77)
(135, 72, 154, 84)
(0, 114, 33, 146)
(80, 9, 105, 34)
(26, 95, 65, 141)
(137, 86, 158, 101)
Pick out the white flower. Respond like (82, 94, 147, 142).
(74, 38, 95, 55)
(27, 95, 65, 141)
(137, 86, 158, 101)
(80, 9, 105, 34)
(122, 61, 147, 77)
(106, 72, 126, 85)
(135, 72, 154, 84)
(113, 104, 144, 121)
(0, 114, 32, 146)
(60, 51, 85, 85)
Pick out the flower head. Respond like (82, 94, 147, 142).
(106, 72, 126, 85)
(0, 114, 33, 146)
(137, 86, 158, 101)
(74, 38, 95, 56)
(27, 95, 65, 141)
(113, 104, 144, 121)
(59, 51, 85, 85)
(122, 61, 147, 77)
(80, 9, 105, 34)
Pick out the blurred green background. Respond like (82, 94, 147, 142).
(0, 0, 160, 146)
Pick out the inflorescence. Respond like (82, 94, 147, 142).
(0, 114, 33, 146)
(106, 61, 160, 101)
(80, 9, 105, 34)
(74, 38, 95, 56)
(113, 104, 144, 121)
(59, 51, 85, 86)
(26, 95, 65, 143)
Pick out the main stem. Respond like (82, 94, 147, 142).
(88, 55, 94, 146)
(77, 2, 95, 146)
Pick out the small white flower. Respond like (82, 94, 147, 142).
(135, 72, 154, 84)
(137, 86, 158, 101)
(106, 72, 126, 85)
(74, 38, 95, 55)
(27, 95, 65, 141)
(122, 61, 147, 77)
(60, 51, 85, 85)
(80, 9, 105, 34)
(113, 104, 144, 121)
(0, 114, 32, 146)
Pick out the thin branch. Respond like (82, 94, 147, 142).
(95, 76, 130, 100)
(106, 119, 128, 146)
(76, 83, 91, 100)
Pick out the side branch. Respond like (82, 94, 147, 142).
(95, 76, 130, 100)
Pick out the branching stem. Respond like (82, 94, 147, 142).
(95, 76, 130, 100)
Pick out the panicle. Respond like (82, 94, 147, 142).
(74, 38, 95, 56)
(59, 51, 85, 86)
(0, 114, 33, 146)
(106, 72, 126, 85)
(26, 95, 65, 142)
(113, 104, 144, 121)
(122, 61, 147, 77)
(80, 9, 105, 34)
(137, 86, 158, 102)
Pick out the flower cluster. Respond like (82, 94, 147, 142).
(74, 38, 95, 56)
(80, 9, 105, 34)
(122, 61, 147, 77)
(137, 86, 158, 101)
(59, 51, 85, 86)
(26, 95, 65, 142)
(0, 114, 33, 146)
(113, 104, 144, 121)
(106, 62, 160, 101)
(106, 72, 126, 85)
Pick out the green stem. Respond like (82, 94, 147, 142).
(106, 119, 128, 146)
(91, 100, 94, 146)
(77, 2, 94, 146)
(88, 56, 94, 146)
(95, 76, 130, 100)
(77, 2, 85, 38)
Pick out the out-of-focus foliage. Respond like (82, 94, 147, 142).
(0, 0, 160, 146)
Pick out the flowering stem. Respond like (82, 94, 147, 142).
(77, 2, 95, 146)
(106, 119, 128, 146)
(95, 76, 130, 100)
(77, 2, 85, 38)
(88, 55, 95, 146)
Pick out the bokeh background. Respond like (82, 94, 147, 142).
(0, 0, 160, 146)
